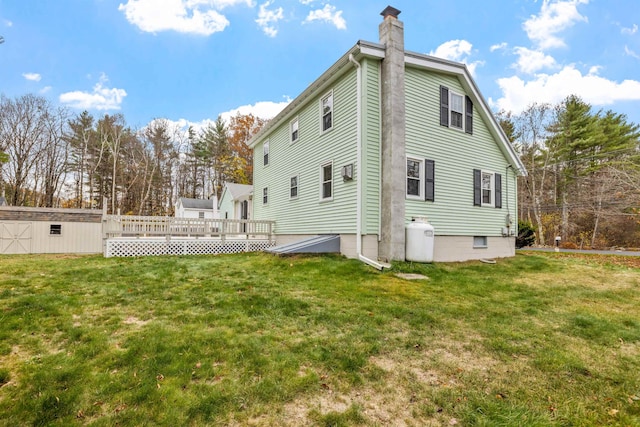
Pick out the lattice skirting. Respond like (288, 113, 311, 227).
(105, 238, 275, 257)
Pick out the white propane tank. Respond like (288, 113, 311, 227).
(405, 217, 435, 263)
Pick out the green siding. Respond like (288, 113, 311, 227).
(218, 190, 233, 219)
(404, 66, 517, 236)
(253, 69, 359, 234)
(361, 58, 381, 235)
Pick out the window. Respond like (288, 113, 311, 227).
(263, 139, 269, 166)
(263, 187, 268, 204)
(321, 162, 333, 200)
(291, 117, 299, 143)
(50, 224, 61, 235)
(290, 175, 299, 199)
(450, 92, 464, 130)
(482, 172, 493, 205)
(406, 158, 435, 201)
(473, 236, 488, 248)
(321, 92, 333, 132)
(439, 85, 473, 134)
(198, 211, 205, 219)
(473, 169, 502, 208)
(406, 158, 422, 198)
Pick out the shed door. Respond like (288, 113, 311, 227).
(0, 222, 32, 254)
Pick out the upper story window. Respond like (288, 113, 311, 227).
(291, 117, 299, 143)
(440, 85, 473, 135)
(198, 211, 205, 219)
(321, 92, 333, 132)
(263, 139, 269, 166)
(263, 187, 268, 204)
(450, 92, 464, 130)
(290, 175, 299, 199)
(321, 162, 333, 200)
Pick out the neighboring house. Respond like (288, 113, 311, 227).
(249, 6, 526, 263)
(218, 183, 253, 220)
(0, 206, 103, 254)
(174, 198, 217, 219)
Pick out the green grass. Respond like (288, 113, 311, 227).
(0, 252, 639, 426)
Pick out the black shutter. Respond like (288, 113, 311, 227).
(440, 86, 449, 127)
(465, 96, 473, 135)
(473, 169, 481, 206)
(495, 173, 502, 208)
(425, 159, 435, 202)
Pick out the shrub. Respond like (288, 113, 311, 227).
(516, 220, 536, 248)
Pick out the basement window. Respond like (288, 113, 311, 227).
(473, 236, 487, 248)
(50, 224, 62, 235)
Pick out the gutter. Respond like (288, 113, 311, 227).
(349, 53, 387, 271)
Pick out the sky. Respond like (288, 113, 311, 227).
(1, 0, 639, 132)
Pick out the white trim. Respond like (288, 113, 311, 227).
(263, 139, 270, 167)
(289, 174, 299, 200)
(290, 116, 299, 144)
(405, 156, 424, 200)
(320, 91, 334, 134)
(449, 90, 465, 131)
(481, 170, 494, 207)
(320, 161, 334, 202)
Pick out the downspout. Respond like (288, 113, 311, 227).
(349, 53, 387, 270)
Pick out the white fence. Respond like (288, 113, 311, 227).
(103, 215, 276, 257)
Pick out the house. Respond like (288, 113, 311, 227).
(174, 197, 217, 219)
(248, 6, 526, 264)
(218, 183, 253, 220)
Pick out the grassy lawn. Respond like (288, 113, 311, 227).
(0, 251, 639, 426)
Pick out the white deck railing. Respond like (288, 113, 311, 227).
(103, 215, 275, 241)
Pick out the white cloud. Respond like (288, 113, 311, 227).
(621, 24, 638, 35)
(219, 99, 290, 122)
(299, 0, 314, 4)
(429, 40, 484, 76)
(523, 0, 589, 50)
(22, 73, 42, 82)
(513, 47, 557, 74)
(490, 42, 508, 52)
(625, 46, 640, 59)
(304, 4, 346, 30)
(255, 1, 284, 37)
(118, 0, 248, 35)
(3, 19, 13, 27)
(59, 74, 127, 111)
(493, 65, 640, 114)
(40, 86, 52, 94)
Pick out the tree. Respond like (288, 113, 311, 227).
(227, 113, 266, 184)
(0, 94, 51, 206)
(65, 111, 96, 208)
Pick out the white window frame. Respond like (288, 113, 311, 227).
(320, 161, 333, 201)
(198, 211, 205, 219)
(262, 187, 268, 205)
(320, 91, 333, 133)
(473, 236, 488, 248)
(481, 171, 494, 207)
(290, 117, 299, 144)
(450, 91, 464, 131)
(290, 175, 299, 200)
(406, 156, 424, 200)
(263, 139, 270, 167)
